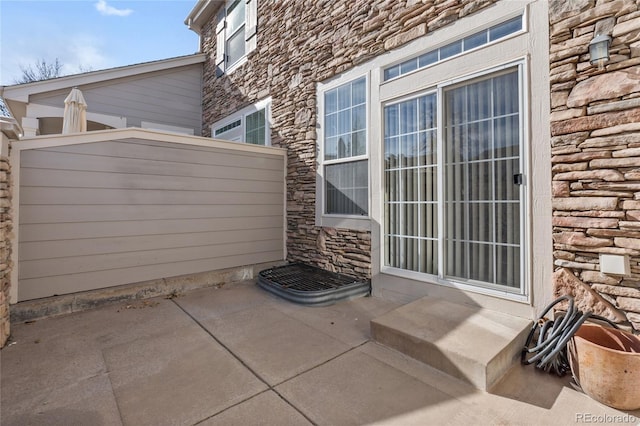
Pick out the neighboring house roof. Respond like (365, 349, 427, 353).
(0, 98, 10, 117)
(1, 53, 206, 104)
(185, 0, 223, 35)
(1, 53, 205, 137)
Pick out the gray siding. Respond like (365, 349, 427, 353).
(31, 65, 203, 135)
(18, 138, 285, 301)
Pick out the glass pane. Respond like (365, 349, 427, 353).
(400, 99, 417, 134)
(385, 104, 399, 138)
(445, 239, 467, 279)
(419, 238, 438, 274)
(493, 71, 519, 116)
(446, 86, 466, 126)
(420, 201, 438, 238)
(467, 120, 491, 161)
(325, 137, 337, 160)
(401, 169, 419, 202)
(401, 134, 418, 168)
(325, 161, 368, 215)
(325, 89, 338, 114)
(464, 31, 487, 50)
(337, 84, 351, 110)
(325, 113, 337, 137)
(418, 130, 437, 166)
(467, 161, 492, 201)
(385, 136, 399, 170)
(226, 0, 245, 35)
(440, 40, 462, 59)
(468, 242, 493, 283)
(246, 109, 266, 145)
(337, 109, 351, 135)
(493, 115, 520, 159)
(386, 169, 400, 202)
(445, 124, 465, 164)
(489, 16, 522, 41)
(246, 109, 264, 131)
(400, 58, 418, 74)
(384, 65, 400, 81)
(337, 134, 351, 159)
(353, 130, 366, 156)
(419, 167, 437, 203)
(227, 28, 246, 66)
(352, 77, 366, 105)
(352, 105, 366, 131)
(494, 159, 519, 201)
(246, 130, 264, 145)
(496, 202, 520, 245)
(468, 202, 493, 242)
(496, 245, 520, 288)
(418, 50, 438, 67)
(467, 79, 491, 122)
(419, 94, 436, 130)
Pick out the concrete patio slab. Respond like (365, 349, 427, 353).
(103, 322, 267, 425)
(2, 280, 640, 425)
(199, 390, 312, 426)
(276, 348, 502, 426)
(273, 296, 401, 347)
(174, 280, 280, 322)
(195, 305, 351, 386)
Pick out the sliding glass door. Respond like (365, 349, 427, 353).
(383, 67, 523, 292)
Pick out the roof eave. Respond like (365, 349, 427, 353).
(0, 116, 23, 139)
(185, 0, 224, 35)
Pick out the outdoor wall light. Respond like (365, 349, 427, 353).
(589, 33, 612, 70)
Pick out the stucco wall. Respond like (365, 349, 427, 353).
(549, 0, 640, 331)
(200, 0, 498, 279)
(0, 139, 11, 347)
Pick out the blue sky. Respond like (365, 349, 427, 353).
(0, 0, 200, 85)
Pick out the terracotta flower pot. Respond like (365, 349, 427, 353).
(568, 323, 640, 410)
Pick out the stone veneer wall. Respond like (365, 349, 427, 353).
(550, 0, 640, 332)
(0, 146, 11, 346)
(201, 0, 497, 279)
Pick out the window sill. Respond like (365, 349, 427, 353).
(317, 215, 371, 231)
(225, 56, 248, 76)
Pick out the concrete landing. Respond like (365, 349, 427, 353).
(370, 296, 532, 391)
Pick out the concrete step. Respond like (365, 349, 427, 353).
(370, 296, 532, 391)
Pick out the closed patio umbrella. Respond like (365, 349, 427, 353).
(62, 87, 87, 134)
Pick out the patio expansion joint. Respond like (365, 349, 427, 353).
(100, 349, 126, 426)
(171, 299, 320, 425)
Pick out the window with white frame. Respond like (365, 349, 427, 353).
(383, 15, 523, 81)
(215, 0, 258, 76)
(212, 99, 271, 145)
(384, 66, 523, 291)
(322, 76, 368, 216)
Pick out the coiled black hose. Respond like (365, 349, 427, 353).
(521, 295, 617, 377)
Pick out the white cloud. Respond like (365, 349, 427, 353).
(0, 33, 114, 84)
(95, 0, 133, 17)
(64, 36, 111, 74)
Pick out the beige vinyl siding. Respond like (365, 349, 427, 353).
(18, 136, 285, 301)
(31, 65, 203, 134)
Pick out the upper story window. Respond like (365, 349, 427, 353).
(383, 15, 523, 81)
(215, 0, 258, 76)
(212, 98, 271, 145)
